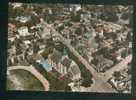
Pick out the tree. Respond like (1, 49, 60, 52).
(113, 71, 121, 81)
(64, 22, 72, 27)
(100, 11, 118, 22)
(77, 46, 84, 54)
(33, 63, 70, 91)
(31, 15, 40, 25)
(75, 28, 82, 35)
(80, 68, 93, 87)
(58, 25, 64, 32)
(41, 47, 53, 59)
(67, 48, 93, 87)
(65, 85, 72, 91)
(126, 32, 132, 42)
(9, 6, 24, 18)
(54, 42, 64, 52)
(70, 13, 81, 22)
(121, 13, 129, 20)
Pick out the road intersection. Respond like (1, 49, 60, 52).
(7, 21, 132, 92)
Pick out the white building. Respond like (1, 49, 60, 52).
(129, 42, 132, 48)
(18, 26, 30, 36)
(69, 4, 81, 12)
(8, 37, 15, 42)
(40, 27, 51, 39)
(23, 40, 31, 45)
(15, 16, 31, 23)
(12, 3, 23, 9)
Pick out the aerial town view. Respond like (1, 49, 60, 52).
(7, 3, 133, 93)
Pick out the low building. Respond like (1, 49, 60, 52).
(23, 40, 31, 45)
(68, 61, 81, 81)
(40, 26, 51, 39)
(60, 57, 72, 75)
(64, 4, 81, 12)
(32, 53, 44, 63)
(18, 26, 30, 36)
(8, 46, 16, 56)
(108, 68, 131, 93)
(42, 48, 81, 81)
(8, 23, 17, 42)
(50, 49, 62, 64)
(95, 24, 104, 38)
(15, 16, 31, 23)
(11, 3, 22, 8)
(52, 33, 61, 42)
(87, 38, 98, 51)
(93, 55, 114, 72)
(41, 49, 63, 72)
(40, 59, 53, 72)
(8, 23, 17, 34)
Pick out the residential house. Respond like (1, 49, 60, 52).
(116, 47, 126, 60)
(18, 26, 30, 36)
(71, 4, 81, 11)
(8, 51, 28, 66)
(60, 56, 72, 75)
(47, 49, 62, 72)
(8, 23, 17, 42)
(40, 59, 53, 72)
(12, 3, 22, 9)
(48, 8, 53, 15)
(64, 4, 81, 12)
(15, 16, 31, 23)
(109, 77, 129, 92)
(8, 46, 16, 57)
(95, 24, 104, 38)
(45, 48, 81, 81)
(108, 67, 131, 93)
(94, 55, 114, 72)
(32, 54, 53, 72)
(86, 50, 93, 63)
(8, 23, 17, 34)
(40, 26, 51, 39)
(68, 61, 81, 81)
(129, 42, 132, 48)
(23, 40, 31, 46)
(32, 53, 44, 63)
(52, 32, 61, 42)
(87, 38, 98, 52)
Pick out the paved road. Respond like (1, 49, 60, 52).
(87, 78, 117, 93)
(59, 34, 98, 76)
(104, 55, 132, 81)
(42, 20, 97, 77)
(87, 54, 132, 92)
(7, 65, 49, 91)
(42, 20, 131, 93)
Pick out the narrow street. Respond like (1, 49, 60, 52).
(104, 55, 132, 81)
(41, 21, 132, 92)
(88, 54, 132, 92)
(42, 20, 98, 76)
(7, 4, 132, 93)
